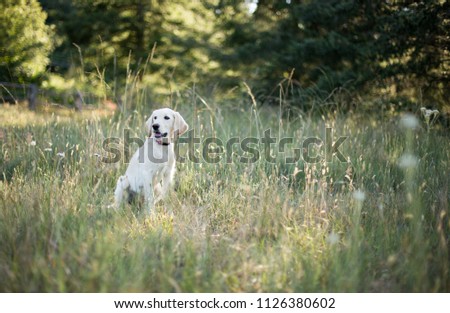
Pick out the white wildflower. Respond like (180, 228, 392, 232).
(326, 232, 340, 245)
(420, 107, 439, 129)
(398, 153, 418, 169)
(57, 152, 65, 158)
(420, 107, 439, 119)
(29, 140, 36, 146)
(353, 189, 366, 202)
(44, 148, 52, 152)
(400, 113, 419, 129)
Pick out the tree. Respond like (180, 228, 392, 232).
(216, 0, 449, 107)
(39, 0, 223, 94)
(215, 1, 382, 93)
(375, 1, 450, 105)
(0, 0, 54, 82)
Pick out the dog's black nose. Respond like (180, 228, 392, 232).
(152, 124, 160, 130)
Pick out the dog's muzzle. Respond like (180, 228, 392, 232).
(154, 131, 169, 145)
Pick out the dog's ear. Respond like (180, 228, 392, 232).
(174, 111, 188, 136)
(146, 113, 154, 136)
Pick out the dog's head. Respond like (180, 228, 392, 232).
(146, 108, 189, 145)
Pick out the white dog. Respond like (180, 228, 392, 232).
(114, 108, 188, 213)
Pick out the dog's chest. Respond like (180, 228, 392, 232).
(126, 139, 174, 188)
(141, 140, 170, 163)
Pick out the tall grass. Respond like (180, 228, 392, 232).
(0, 89, 448, 292)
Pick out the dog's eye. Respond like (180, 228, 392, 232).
(154, 116, 157, 120)
(164, 116, 170, 120)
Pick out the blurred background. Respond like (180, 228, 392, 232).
(0, 0, 448, 113)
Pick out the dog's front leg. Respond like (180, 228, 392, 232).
(143, 179, 154, 214)
(153, 181, 162, 203)
(114, 175, 129, 208)
(155, 165, 175, 203)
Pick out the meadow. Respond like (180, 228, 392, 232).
(0, 91, 448, 292)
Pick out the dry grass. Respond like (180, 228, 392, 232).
(0, 96, 448, 292)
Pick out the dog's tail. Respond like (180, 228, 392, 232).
(114, 175, 130, 208)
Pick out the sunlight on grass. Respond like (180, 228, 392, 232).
(0, 102, 114, 127)
(0, 93, 448, 292)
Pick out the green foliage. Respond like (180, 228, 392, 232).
(2, 0, 448, 108)
(39, 0, 222, 94)
(375, 1, 450, 104)
(40, 0, 163, 69)
(0, 0, 54, 82)
(216, 0, 449, 107)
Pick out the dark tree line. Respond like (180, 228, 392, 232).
(218, 0, 449, 105)
(1, 0, 448, 107)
